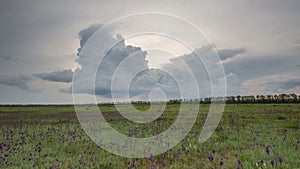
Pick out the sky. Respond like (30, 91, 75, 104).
(0, 0, 299, 104)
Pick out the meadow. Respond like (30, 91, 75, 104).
(0, 104, 299, 168)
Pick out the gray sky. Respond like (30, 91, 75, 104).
(0, 0, 299, 104)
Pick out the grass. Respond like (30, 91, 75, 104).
(0, 103, 299, 168)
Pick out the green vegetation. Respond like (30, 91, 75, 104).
(0, 104, 299, 168)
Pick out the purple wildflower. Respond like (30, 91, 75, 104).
(278, 157, 283, 164)
(150, 154, 154, 161)
(208, 154, 214, 162)
(0, 142, 5, 150)
(212, 149, 216, 155)
(270, 159, 275, 167)
(265, 145, 270, 155)
(237, 160, 243, 169)
(220, 159, 224, 166)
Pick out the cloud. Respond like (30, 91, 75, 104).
(73, 24, 150, 98)
(71, 24, 243, 100)
(0, 74, 32, 90)
(241, 71, 300, 95)
(77, 24, 103, 56)
(73, 24, 192, 99)
(218, 48, 246, 60)
(3, 22, 295, 100)
(94, 44, 150, 98)
(265, 78, 300, 91)
(161, 45, 241, 97)
(34, 69, 73, 83)
(128, 69, 180, 99)
(223, 53, 300, 83)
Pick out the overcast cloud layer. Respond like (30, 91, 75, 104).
(0, 0, 299, 103)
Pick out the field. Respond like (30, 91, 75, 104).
(0, 104, 299, 168)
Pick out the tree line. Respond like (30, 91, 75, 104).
(130, 93, 300, 104)
(223, 93, 300, 104)
(172, 93, 300, 104)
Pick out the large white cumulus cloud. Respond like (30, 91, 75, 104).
(71, 24, 238, 100)
(73, 24, 154, 98)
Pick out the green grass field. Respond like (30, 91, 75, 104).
(0, 104, 299, 168)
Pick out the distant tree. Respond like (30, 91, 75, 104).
(267, 95, 273, 103)
(237, 95, 241, 103)
(274, 95, 279, 103)
(256, 95, 260, 102)
(231, 96, 236, 103)
(204, 98, 211, 104)
(290, 93, 297, 103)
(279, 94, 287, 103)
(261, 95, 266, 103)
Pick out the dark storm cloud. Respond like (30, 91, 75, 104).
(264, 78, 300, 91)
(34, 69, 73, 83)
(0, 74, 32, 90)
(223, 54, 300, 82)
(218, 48, 246, 60)
(163, 45, 241, 96)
